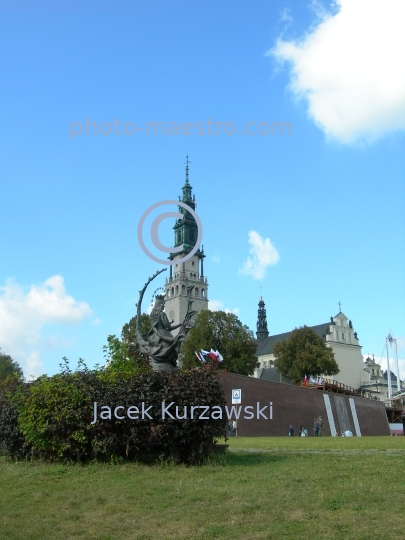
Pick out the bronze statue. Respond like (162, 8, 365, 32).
(135, 269, 197, 371)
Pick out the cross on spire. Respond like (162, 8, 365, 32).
(184, 154, 191, 183)
(338, 301, 342, 313)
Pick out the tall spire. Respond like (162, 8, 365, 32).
(185, 153, 190, 183)
(256, 297, 269, 341)
(181, 154, 192, 203)
(164, 157, 209, 336)
(173, 155, 198, 252)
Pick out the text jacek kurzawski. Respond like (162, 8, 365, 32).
(91, 402, 273, 424)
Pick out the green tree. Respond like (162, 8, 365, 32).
(182, 310, 259, 376)
(273, 326, 339, 384)
(121, 313, 151, 350)
(0, 350, 23, 381)
(103, 314, 152, 373)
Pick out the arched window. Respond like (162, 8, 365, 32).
(171, 287, 174, 296)
(195, 288, 199, 296)
(175, 285, 179, 295)
(201, 289, 205, 298)
(182, 285, 185, 294)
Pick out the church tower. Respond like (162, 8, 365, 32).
(256, 297, 269, 341)
(164, 157, 209, 331)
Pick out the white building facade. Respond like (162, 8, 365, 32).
(255, 306, 364, 390)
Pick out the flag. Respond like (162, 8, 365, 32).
(319, 377, 323, 385)
(195, 351, 205, 362)
(201, 350, 210, 356)
(309, 376, 316, 384)
(209, 348, 219, 362)
(214, 350, 224, 362)
(303, 374, 308, 386)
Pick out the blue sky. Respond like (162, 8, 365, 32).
(1, 0, 404, 379)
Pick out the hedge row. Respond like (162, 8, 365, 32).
(0, 367, 227, 464)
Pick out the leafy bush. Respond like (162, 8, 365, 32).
(154, 368, 227, 463)
(1, 363, 227, 464)
(0, 375, 27, 458)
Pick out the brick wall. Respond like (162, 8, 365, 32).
(219, 372, 390, 436)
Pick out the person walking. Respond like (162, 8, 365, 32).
(289, 423, 295, 436)
(298, 423, 303, 436)
(313, 418, 319, 437)
(318, 416, 324, 436)
(227, 420, 233, 437)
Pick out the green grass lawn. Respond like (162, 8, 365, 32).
(1, 437, 404, 540)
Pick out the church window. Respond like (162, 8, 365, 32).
(195, 288, 199, 296)
(175, 285, 179, 295)
(342, 333, 345, 339)
(192, 261, 195, 266)
(171, 287, 174, 296)
(182, 285, 185, 294)
(201, 289, 205, 298)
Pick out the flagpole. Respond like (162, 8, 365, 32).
(394, 338, 401, 393)
(386, 336, 392, 399)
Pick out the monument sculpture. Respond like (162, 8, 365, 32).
(135, 268, 197, 371)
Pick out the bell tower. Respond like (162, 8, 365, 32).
(256, 297, 269, 341)
(164, 157, 209, 332)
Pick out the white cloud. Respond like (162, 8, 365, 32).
(269, 0, 405, 144)
(0, 276, 92, 377)
(240, 231, 280, 280)
(279, 7, 293, 25)
(208, 299, 239, 315)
